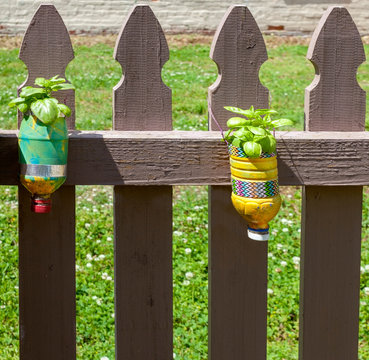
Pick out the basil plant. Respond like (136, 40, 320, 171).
(224, 105, 293, 158)
(8, 75, 74, 125)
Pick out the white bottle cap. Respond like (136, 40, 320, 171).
(247, 228, 269, 241)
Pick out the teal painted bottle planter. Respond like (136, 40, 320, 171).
(18, 114, 68, 213)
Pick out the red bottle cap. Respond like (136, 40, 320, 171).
(31, 197, 52, 213)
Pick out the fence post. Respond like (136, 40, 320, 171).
(208, 6, 269, 359)
(113, 5, 173, 359)
(18, 5, 76, 359)
(300, 7, 364, 359)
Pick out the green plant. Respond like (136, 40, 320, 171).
(8, 75, 74, 124)
(224, 105, 292, 158)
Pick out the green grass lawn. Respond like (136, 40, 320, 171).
(0, 36, 369, 359)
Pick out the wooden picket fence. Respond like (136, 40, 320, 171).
(0, 3, 367, 359)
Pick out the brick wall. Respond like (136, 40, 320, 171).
(0, 0, 368, 35)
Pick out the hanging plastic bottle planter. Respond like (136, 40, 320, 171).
(9, 76, 74, 213)
(222, 106, 292, 241)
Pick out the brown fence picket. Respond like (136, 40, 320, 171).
(208, 6, 269, 360)
(300, 7, 364, 360)
(18, 5, 76, 360)
(113, 5, 173, 359)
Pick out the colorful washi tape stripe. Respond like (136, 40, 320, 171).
(232, 178, 279, 198)
(228, 144, 276, 159)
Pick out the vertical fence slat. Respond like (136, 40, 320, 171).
(208, 6, 269, 359)
(18, 5, 76, 359)
(113, 5, 172, 359)
(300, 7, 364, 359)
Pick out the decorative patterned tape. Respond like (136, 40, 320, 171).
(228, 144, 276, 158)
(232, 178, 279, 198)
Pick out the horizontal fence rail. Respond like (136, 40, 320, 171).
(0, 2, 367, 360)
(2, 130, 369, 185)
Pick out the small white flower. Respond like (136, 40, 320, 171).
(107, 236, 112, 242)
(102, 272, 108, 280)
(186, 217, 192, 221)
(0, 305, 6, 309)
(288, 213, 293, 217)
(185, 272, 194, 279)
(86, 253, 93, 260)
(282, 228, 288, 233)
(173, 353, 176, 359)
(76, 264, 80, 271)
(364, 287, 369, 296)
(287, 194, 292, 199)
(281, 218, 288, 224)
(277, 244, 283, 250)
(298, 229, 301, 233)
(86, 263, 92, 268)
(365, 265, 369, 271)
(267, 288, 274, 295)
(361, 266, 365, 274)
(182, 238, 188, 243)
(185, 248, 192, 254)
(280, 261, 287, 267)
(96, 240, 101, 244)
(99, 254, 106, 260)
(361, 301, 367, 306)
(183, 280, 190, 286)
(107, 276, 113, 281)
(100, 357, 109, 360)
(85, 223, 91, 228)
(173, 231, 183, 236)
(268, 252, 273, 258)
(111, 313, 115, 318)
(96, 298, 102, 305)
(292, 256, 300, 265)
(194, 206, 201, 211)
(92, 296, 97, 300)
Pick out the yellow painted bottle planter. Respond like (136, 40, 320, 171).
(228, 144, 281, 241)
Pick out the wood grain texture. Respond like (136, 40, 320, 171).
(113, 5, 171, 130)
(209, 5, 268, 130)
(300, 186, 362, 360)
(300, 6, 364, 360)
(18, 5, 76, 359)
(209, 6, 268, 360)
(113, 5, 173, 360)
(305, 6, 365, 131)
(209, 186, 268, 360)
(18, 4, 75, 128)
(3, 130, 369, 186)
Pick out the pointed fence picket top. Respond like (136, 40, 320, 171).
(17, 5, 76, 360)
(18, 4, 75, 128)
(113, 5, 171, 130)
(305, 6, 365, 131)
(208, 5, 269, 130)
(208, 6, 268, 360)
(113, 5, 173, 360)
(301, 7, 364, 360)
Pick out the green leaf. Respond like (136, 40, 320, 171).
(268, 135, 277, 152)
(243, 141, 262, 158)
(34, 77, 51, 88)
(8, 97, 25, 107)
(248, 126, 267, 136)
(224, 129, 233, 140)
(232, 138, 241, 148)
(30, 98, 59, 124)
(57, 103, 72, 117)
(20, 86, 47, 99)
(224, 106, 254, 118)
(51, 83, 75, 91)
(226, 117, 250, 128)
(49, 75, 66, 84)
(233, 128, 253, 141)
(255, 135, 275, 153)
(271, 118, 293, 128)
(18, 102, 30, 113)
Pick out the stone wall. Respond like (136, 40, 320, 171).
(1, 0, 369, 35)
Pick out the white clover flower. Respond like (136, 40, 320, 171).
(282, 228, 288, 233)
(182, 238, 188, 243)
(267, 288, 274, 295)
(268, 252, 273, 258)
(276, 244, 283, 250)
(111, 313, 115, 318)
(99, 254, 106, 260)
(85, 223, 91, 228)
(102, 272, 108, 280)
(365, 265, 369, 271)
(183, 280, 190, 286)
(280, 261, 287, 267)
(298, 229, 301, 233)
(86, 253, 93, 260)
(107, 237, 112, 242)
(281, 218, 288, 224)
(92, 296, 97, 300)
(361, 301, 367, 306)
(292, 256, 300, 265)
(100, 357, 109, 360)
(185, 248, 192, 254)
(288, 213, 293, 217)
(86, 263, 92, 268)
(361, 266, 365, 274)
(173, 231, 183, 236)
(96, 240, 101, 244)
(76, 264, 80, 271)
(107, 276, 113, 281)
(364, 287, 369, 296)
(185, 272, 194, 279)
(96, 298, 102, 305)
(186, 217, 192, 221)
(193, 206, 201, 211)
(173, 353, 176, 359)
